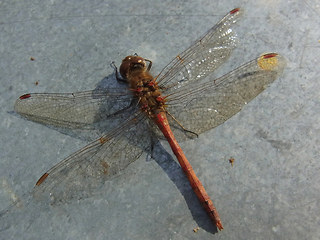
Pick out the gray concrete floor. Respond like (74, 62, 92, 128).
(0, 0, 319, 239)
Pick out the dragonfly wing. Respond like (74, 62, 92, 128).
(166, 53, 286, 141)
(157, 8, 243, 92)
(31, 111, 152, 204)
(14, 88, 133, 129)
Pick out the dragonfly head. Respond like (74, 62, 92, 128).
(120, 55, 147, 79)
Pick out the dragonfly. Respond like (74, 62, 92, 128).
(12, 8, 285, 231)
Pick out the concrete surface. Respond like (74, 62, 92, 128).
(0, 0, 319, 239)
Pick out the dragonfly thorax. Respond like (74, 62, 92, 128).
(120, 55, 166, 117)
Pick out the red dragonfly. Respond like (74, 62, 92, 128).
(13, 8, 285, 230)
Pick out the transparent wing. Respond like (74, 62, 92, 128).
(165, 53, 286, 141)
(31, 111, 153, 204)
(14, 88, 133, 129)
(157, 8, 243, 93)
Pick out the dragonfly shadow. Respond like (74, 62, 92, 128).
(58, 73, 130, 142)
(152, 141, 218, 234)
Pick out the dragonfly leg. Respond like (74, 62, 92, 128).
(110, 61, 128, 83)
(167, 111, 198, 138)
(147, 135, 158, 161)
(107, 98, 137, 118)
(144, 58, 153, 71)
